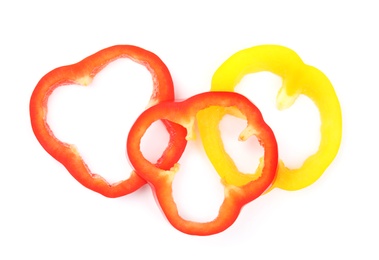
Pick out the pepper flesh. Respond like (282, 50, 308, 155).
(30, 45, 187, 198)
(197, 45, 342, 191)
(127, 91, 278, 235)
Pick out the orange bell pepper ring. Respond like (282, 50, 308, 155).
(197, 45, 342, 191)
(127, 91, 278, 235)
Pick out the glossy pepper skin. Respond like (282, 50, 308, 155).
(127, 91, 278, 235)
(198, 45, 342, 191)
(30, 45, 187, 198)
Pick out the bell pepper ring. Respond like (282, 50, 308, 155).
(197, 45, 342, 191)
(30, 45, 187, 198)
(127, 91, 278, 235)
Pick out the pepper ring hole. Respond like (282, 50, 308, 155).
(47, 58, 155, 184)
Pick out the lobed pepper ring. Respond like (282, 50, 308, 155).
(127, 91, 278, 235)
(198, 45, 342, 191)
(29, 45, 187, 198)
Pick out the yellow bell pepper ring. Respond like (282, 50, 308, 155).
(197, 45, 342, 191)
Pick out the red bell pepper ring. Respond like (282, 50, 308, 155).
(30, 45, 187, 198)
(127, 91, 278, 235)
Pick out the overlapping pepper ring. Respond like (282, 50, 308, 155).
(29, 45, 187, 198)
(127, 91, 278, 235)
(197, 45, 342, 191)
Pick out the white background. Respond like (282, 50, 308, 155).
(1, 0, 379, 259)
